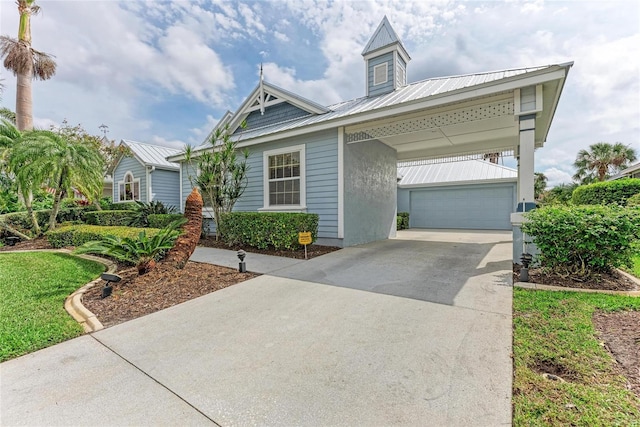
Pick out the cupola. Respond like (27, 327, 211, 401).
(362, 16, 411, 97)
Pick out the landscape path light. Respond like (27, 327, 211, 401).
(237, 250, 247, 273)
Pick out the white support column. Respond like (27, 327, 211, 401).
(517, 115, 536, 211)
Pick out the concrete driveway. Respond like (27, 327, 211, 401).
(1, 229, 513, 426)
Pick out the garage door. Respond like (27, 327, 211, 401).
(410, 184, 515, 230)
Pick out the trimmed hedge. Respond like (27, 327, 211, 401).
(397, 212, 410, 230)
(627, 193, 640, 207)
(571, 178, 640, 206)
(219, 212, 319, 250)
(148, 213, 185, 229)
(84, 210, 134, 226)
(522, 205, 640, 276)
(47, 224, 162, 248)
(0, 206, 99, 234)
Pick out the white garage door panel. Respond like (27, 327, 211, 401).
(410, 185, 514, 230)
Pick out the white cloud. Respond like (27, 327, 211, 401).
(542, 167, 574, 187)
(274, 31, 289, 43)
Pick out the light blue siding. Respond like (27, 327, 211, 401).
(113, 156, 147, 204)
(343, 139, 397, 246)
(150, 168, 180, 210)
(178, 129, 339, 239)
(235, 102, 310, 134)
(180, 163, 198, 212)
(368, 52, 394, 97)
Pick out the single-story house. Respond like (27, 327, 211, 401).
(608, 162, 640, 180)
(397, 160, 517, 230)
(112, 139, 181, 209)
(169, 16, 572, 261)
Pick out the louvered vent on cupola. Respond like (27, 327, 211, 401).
(362, 16, 411, 97)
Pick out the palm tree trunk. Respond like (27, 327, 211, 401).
(15, 67, 33, 131)
(23, 188, 40, 236)
(48, 189, 64, 231)
(0, 221, 31, 240)
(15, 0, 35, 131)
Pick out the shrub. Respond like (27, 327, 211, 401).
(397, 212, 410, 230)
(219, 212, 319, 250)
(85, 210, 134, 226)
(571, 178, 640, 206)
(0, 210, 52, 234)
(74, 220, 185, 275)
(46, 224, 162, 248)
(522, 205, 640, 277)
(627, 193, 640, 207)
(148, 213, 185, 229)
(127, 200, 177, 227)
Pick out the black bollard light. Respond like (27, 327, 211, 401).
(237, 250, 247, 273)
(100, 273, 121, 298)
(520, 253, 533, 282)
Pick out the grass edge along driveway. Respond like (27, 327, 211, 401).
(0, 252, 105, 362)
(513, 288, 640, 426)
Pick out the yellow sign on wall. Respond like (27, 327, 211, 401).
(298, 232, 312, 245)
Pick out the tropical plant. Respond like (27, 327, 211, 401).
(184, 124, 249, 240)
(127, 200, 177, 227)
(541, 182, 578, 205)
(74, 219, 186, 275)
(0, 0, 56, 131)
(9, 130, 104, 232)
(573, 142, 637, 184)
(534, 172, 547, 201)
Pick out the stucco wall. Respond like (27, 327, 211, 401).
(343, 139, 397, 246)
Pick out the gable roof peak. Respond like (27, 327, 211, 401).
(361, 16, 408, 58)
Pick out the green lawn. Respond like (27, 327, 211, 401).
(0, 252, 105, 362)
(513, 288, 640, 426)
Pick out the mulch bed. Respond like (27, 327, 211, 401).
(82, 261, 258, 328)
(593, 310, 640, 397)
(513, 264, 639, 291)
(0, 237, 53, 251)
(199, 236, 341, 259)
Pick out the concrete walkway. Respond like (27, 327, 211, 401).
(1, 230, 513, 426)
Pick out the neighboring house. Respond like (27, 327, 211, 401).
(397, 160, 517, 230)
(608, 162, 640, 180)
(169, 16, 572, 260)
(112, 140, 181, 209)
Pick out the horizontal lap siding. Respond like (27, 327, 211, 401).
(113, 157, 146, 204)
(150, 169, 180, 210)
(235, 129, 339, 238)
(180, 163, 197, 212)
(178, 129, 339, 239)
(368, 52, 394, 97)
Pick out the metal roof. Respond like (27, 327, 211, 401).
(608, 162, 640, 180)
(397, 160, 517, 187)
(225, 65, 554, 143)
(121, 140, 181, 170)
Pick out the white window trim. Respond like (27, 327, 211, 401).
(260, 144, 306, 212)
(116, 171, 141, 202)
(373, 62, 388, 86)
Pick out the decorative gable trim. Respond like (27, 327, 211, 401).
(361, 16, 411, 63)
(227, 81, 330, 134)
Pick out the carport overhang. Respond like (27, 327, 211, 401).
(344, 62, 572, 260)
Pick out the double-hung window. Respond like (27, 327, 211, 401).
(263, 145, 305, 210)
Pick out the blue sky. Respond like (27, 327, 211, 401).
(1, 0, 638, 187)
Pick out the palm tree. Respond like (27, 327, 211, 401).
(573, 142, 637, 183)
(10, 130, 104, 231)
(0, 0, 56, 131)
